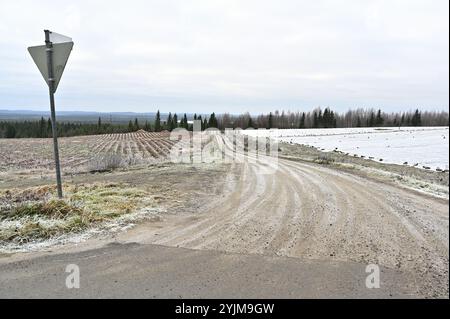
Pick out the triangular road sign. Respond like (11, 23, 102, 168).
(28, 41, 74, 92)
(48, 31, 72, 44)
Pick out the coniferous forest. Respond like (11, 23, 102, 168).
(0, 108, 448, 138)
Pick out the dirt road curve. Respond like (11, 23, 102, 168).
(0, 137, 448, 298)
(125, 137, 449, 298)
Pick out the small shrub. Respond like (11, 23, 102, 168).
(314, 154, 335, 165)
(88, 153, 124, 172)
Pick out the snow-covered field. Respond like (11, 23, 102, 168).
(243, 127, 449, 170)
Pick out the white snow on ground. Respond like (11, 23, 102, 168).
(243, 127, 449, 170)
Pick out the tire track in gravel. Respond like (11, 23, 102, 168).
(172, 163, 277, 250)
(125, 135, 448, 297)
(152, 161, 269, 247)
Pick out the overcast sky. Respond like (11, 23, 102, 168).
(0, 0, 448, 114)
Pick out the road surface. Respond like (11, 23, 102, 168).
(0, 136, 448, 298)
(120, 137, 449, 298)
(0, 242, 418, 298)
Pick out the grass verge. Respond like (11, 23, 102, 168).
(0, 182, 157, 246)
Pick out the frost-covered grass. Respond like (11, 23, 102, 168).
(244, 126, 449, 170)
(0, 183, 157, 249)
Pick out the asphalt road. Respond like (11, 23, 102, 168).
(0, 242, 417, 298)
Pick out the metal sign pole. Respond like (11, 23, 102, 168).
(44, 30, 63, 198)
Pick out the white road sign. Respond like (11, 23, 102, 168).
(48, 31, 72, 44)
(27, 36, 73, 92)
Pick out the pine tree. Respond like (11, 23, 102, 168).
(47, 119, 52, 137)
(197, 115, 203, 130)
(330, 110, 336, 128)
(323, 108, 330, 128)
(39, 117, 46, 138)
(376, 109, 384, 126)
(173, 113, 178, 129)
(183, 113, 188, 129)
(97, 117, 102, 133)
(128, 120, 134, 132)
(154, 110, 161, 132)
(144, 120, 150, 131)
(268, 112, 273, 129)
(318, 110, 323, 128)
(412, 109, 422, 126)
(208, 113, 218, 128)
(299, 112, 305, 129)
(313, 112, 319, 128)
(5, 124, 16, 138)
(247, 116, 254, 129)
(167, 112, 172, 131)
(369, 111, 376, 127)
(393, 117, 398, 127)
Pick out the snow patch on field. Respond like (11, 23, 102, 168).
(244, 127, 449, 170)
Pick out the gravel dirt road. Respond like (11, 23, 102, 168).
(118, 137, 449, 298)
(0, 136, 448, 298)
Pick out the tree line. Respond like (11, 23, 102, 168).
(0, 111, 219, 138)
(0, 108, 448, 138)
(0, 117, 131, 138)
(150, 110, 219, 132)
(217, 108, 448, 130)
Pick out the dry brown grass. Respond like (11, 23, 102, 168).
(0, 182, 156, 244)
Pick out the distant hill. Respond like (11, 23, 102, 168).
(0, 110, 175, 124)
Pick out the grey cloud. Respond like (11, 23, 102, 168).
(0, 0, 448, 113)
